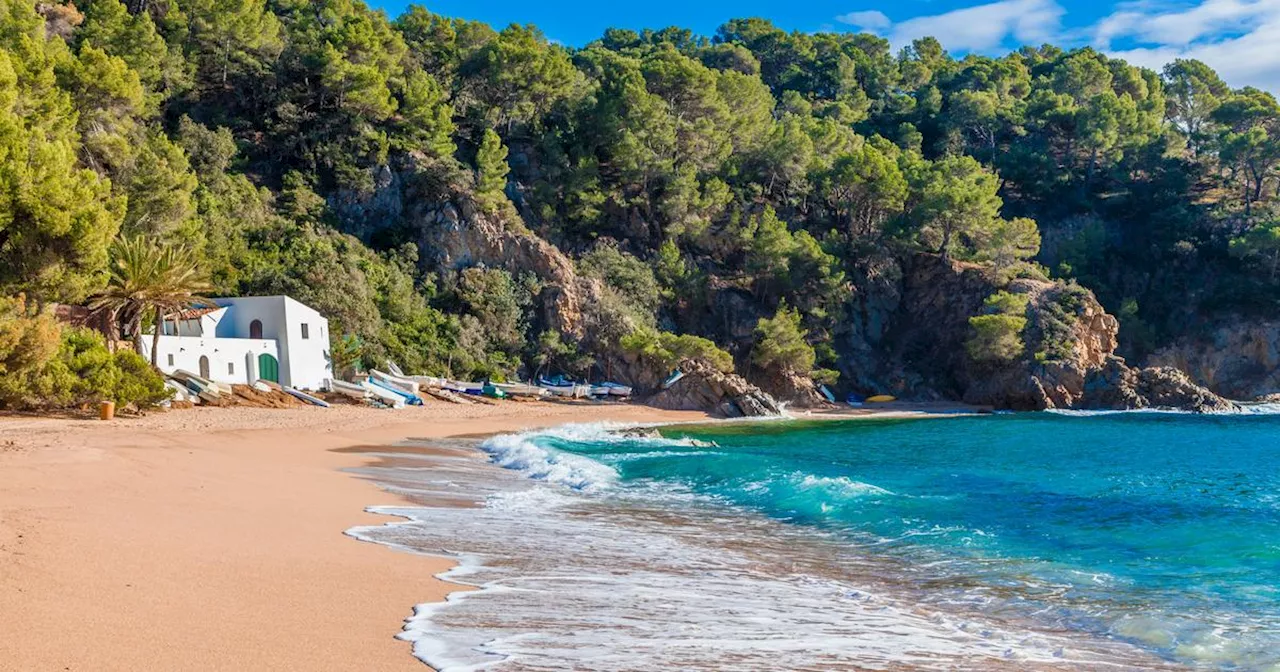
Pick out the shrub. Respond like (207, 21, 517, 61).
(0, 301, 171, 410)
(967, 291, 1029, 365)
(619, 327, 734, 373)
(753, 303, 816, 375)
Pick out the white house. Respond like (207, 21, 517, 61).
(141, 296, 333, 390)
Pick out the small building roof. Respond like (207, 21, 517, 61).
(168, 306, 224, 320)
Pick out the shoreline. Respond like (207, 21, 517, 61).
(0, 402, 709, 671)
(0, 400, 973, 670)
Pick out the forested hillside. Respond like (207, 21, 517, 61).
(1, 0, 1277, 405)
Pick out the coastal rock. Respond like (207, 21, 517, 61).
(752, 369, 833, 409)
(1147, 319, 1280, 400)
(648, 360, 782, 418)
(1080, 357, 1237, 413)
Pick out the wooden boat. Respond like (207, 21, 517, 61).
(408, 375, 447, 390)
(599, 382, 633, 397)
(360, 380, 406, 409)
(285, 387, 330, 408)
(493, 382, 548, 398)
(866, 395, 897, 403)
(367, 377, 423, 406)
(370, 369, 419, 395)
(331, 379, 370, 400)
(444, 379, 484, 395)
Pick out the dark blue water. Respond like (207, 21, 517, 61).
(538, 412, 1280, 669)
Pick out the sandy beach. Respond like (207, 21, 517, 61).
(0, 401, 709, 671)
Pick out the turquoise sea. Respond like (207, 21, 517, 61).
(354, 411, 1280, 671)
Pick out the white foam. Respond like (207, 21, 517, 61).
(478, 431, 619, 492)
(795, 473, 895, 498)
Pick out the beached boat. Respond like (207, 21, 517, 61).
(481, 383, 507, 400)
(330, 379, 369, 400)
(164, 379, 191, 402)
(599, 382, 633, 397)
(367, 377, 423, 406)
(866, 395, 896, 403)
(493, 382, 548, 398)
(818, 384, 836, 403)
(285, 387, 330, 408)
(370, 369, 419, 395)
(361, 380, 406, 409)
(444, 379, 484, 395)
(408, 375, 448, 390)
(661, 370, 685, 390)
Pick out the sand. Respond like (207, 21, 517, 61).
(0, 401, 708, 671)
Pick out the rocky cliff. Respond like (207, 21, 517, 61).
(848, 254, 1236, 412)
(1147, 320, 1280, 401)
(649, 360, 782, 418)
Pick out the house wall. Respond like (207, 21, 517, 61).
(210, 296, 333, 390)
(141, 336, 279, 386)
(280, 297, 333, 390)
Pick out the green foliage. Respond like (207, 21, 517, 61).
(967, 291, 1029, 366)
(2, 0, 1278, 396)
(752, 302, 816, 375)
(619, 326, 734, 373)
(0, 297, 169, 410)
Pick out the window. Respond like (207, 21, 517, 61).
(167, 354, 174, 367)
(228, 362, 235, 375)
(301, 323, 310, 339)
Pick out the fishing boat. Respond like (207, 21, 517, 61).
(370, 369, 419, 394)
(481, 383, 507, 400)
(444, 379, 484, 395)
(493, 382, 548, 398)
(408, 375, 448, 390)
(330, 379, 369, 400)
(285, 387, 330, 408)
(367, 377, 424, 406)
(538, 376, 590, 398)
(598, 382, 633, 397)
(661, 370, 685, 390)
(360, 379, 406, 409)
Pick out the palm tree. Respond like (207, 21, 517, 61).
(90, 237, 212, 365)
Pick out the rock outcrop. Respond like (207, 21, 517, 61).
(850, 254, 1236, 412)
(648, 360, 782, 418)
(753, 369, 832, 409)
(1080, 357, 1238, 413)
(1147, 320, 1280, 400)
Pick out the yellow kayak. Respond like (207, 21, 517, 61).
(866, 395, 897, 403)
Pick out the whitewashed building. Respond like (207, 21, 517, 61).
(141, 296, 333, 390)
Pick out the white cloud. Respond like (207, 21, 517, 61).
(836, 10, 892, 31)
(1097, 0, 1280, 91)
(834, 0, 1280, 92)
(887, 0, 1065, 51)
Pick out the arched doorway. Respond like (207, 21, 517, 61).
(249, 319, 263, 340)
(198, 355, 210, 379)
(257, 353, 279, 383)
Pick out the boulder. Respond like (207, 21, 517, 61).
(1081, 356, 1237, 413)
(648, 360, 782, 418)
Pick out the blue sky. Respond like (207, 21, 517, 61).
(371, 1, 1280, 91)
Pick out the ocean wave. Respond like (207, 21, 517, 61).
(794, 474, 895, 499)
(1048, 402, 1280, 417)
(478, 431, 619, 492)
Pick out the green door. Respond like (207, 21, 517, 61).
(257, 353, 279, 383)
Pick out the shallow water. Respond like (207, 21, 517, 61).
(350, 413, 1280, 671)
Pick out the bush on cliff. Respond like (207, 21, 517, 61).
(620, 327, 735, 373)
(753, 303, 817, 376)
(967, 291, 1029, 366)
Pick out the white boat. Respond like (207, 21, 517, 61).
(589, 385, 613, 397)
(370, 369, 419, 395)
(444, 380, 484, 395)
(285, 387, 330, 408)
(493, 382, 548, 398)
(541, 383, 591, 398)
(331, 379, 370, 400)
(408, 375, 447, 389)
(360, 380, 406, 409)
(164, 380, 190, 402)
(599, 382, 633, 397)
(661, 370, 685, 389)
